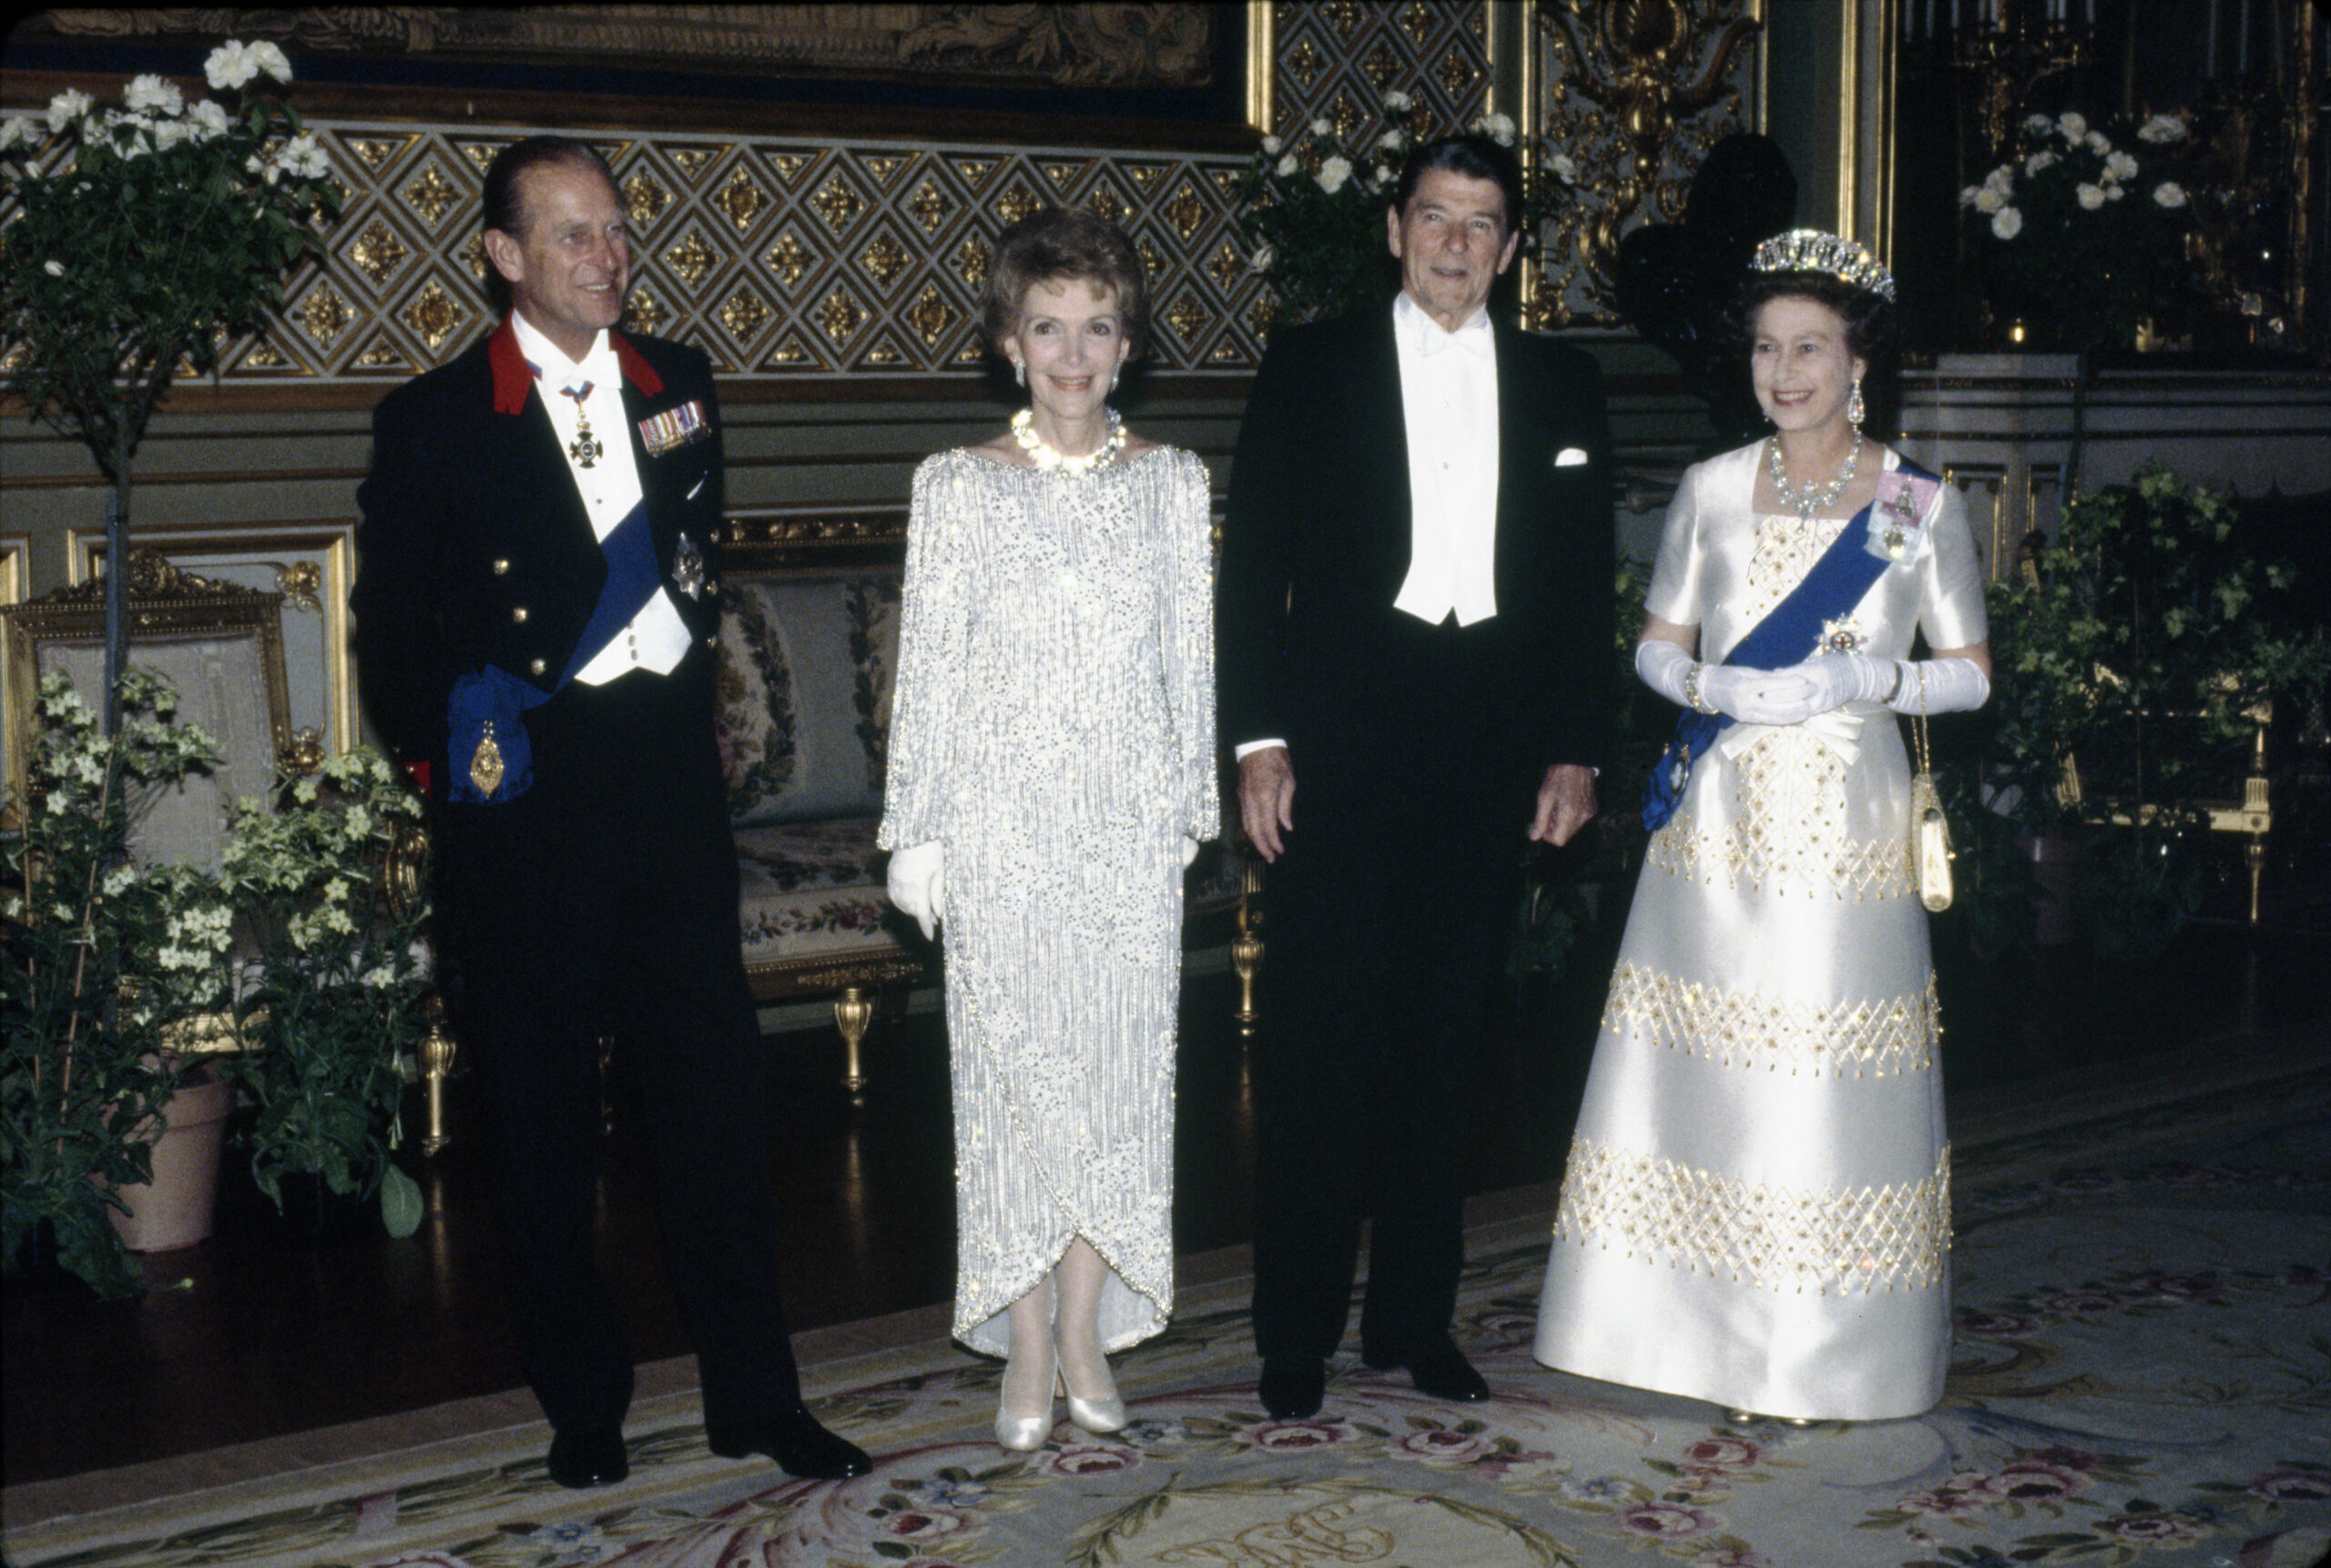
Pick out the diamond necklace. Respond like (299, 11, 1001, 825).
(1012, 407, 1126, 474)
(1766, 433, 1862, 522)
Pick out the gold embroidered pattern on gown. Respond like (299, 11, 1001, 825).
(1549, 1136, 1951, 1294)
(1603, 962, 1938, 1078)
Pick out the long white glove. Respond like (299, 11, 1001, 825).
(1756, 652, 1993, 725)
(1635, 637, 1821, 727)
(887, 841, 945, 940)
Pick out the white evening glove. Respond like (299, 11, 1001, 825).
(1634, 637, 1697, 708)
(887, 841, 945, 940)
(1888, 656, 1990, 715)
(1181, 838, 1201, 870)
(1636, 637, 1821, 727)
(1753, 651, 1903, 726)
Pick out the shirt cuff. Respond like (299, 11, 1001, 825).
(1234, 738, 1288, 761)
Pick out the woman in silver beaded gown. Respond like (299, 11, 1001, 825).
(880, 208, 1218, 1451)
(1533, 233, 1990, 1423)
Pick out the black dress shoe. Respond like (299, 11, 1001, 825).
(707, 1409, 872, 1479)
(546, 1425, 629, 1489)
(1365, 1337, 1490, 1403)
(1258, 1357, 1327, 1420)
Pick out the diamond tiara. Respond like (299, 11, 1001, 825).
(1750, 229, 1897, 301)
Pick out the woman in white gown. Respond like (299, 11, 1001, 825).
(1533, 231, 1990, 1422)
(880, 207, 1217, 1451)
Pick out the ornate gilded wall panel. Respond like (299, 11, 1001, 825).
(139, 121, 1267, 383)
(1265, 2, 1492, 148)
(1530, 1, 1763, 330)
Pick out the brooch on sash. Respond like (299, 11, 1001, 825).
(470, 720, 505, 797)
(1818, 616, 1868, 655)
(637, 399, 710, 456)
(672, 533, 707, 600)
(1869, 473, 1928, 562)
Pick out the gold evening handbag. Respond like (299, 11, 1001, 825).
(1909, 667, 1953, 913)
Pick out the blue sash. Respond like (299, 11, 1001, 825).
(1640, 461, 1938, 831)
(447, 501, 660, 804)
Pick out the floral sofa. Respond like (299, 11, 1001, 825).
(713, 509, 1250, 1089)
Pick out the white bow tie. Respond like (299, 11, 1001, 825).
(1420, 323, 1491, 358)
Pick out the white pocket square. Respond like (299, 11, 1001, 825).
(686, 475, 707, 500)
(1554, 447, 1591, 467)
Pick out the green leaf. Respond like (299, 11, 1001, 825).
(379, 1161, 424, 1238)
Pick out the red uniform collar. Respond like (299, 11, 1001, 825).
(487, 318, 665, 415)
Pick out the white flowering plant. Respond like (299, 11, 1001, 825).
(1961, 110, 2196, 351)
(2, 669, 229, 1298)
(1234, 96, 1563, 331)
(0, 44, 340, 725)
(219, 747, 428, 1229)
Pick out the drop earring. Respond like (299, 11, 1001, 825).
(1109, 363, 1120, 393)
(1013, 360, 1025, 388)
(1847, 378, 1865, 434)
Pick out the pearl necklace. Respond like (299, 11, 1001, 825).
(1013, 407, 1126, 474)
(1767, 433, 1862, 522)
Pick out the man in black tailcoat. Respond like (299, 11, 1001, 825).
(1219, 133, 1614, 1420)
(351, 136, 867, 1490)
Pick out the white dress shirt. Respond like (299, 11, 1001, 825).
(1389, 290, 1501, 627)
(1233, 292, 1503, 762)
(509, 312, 692, 684)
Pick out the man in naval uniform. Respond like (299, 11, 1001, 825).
(352, 135, 869, 1491)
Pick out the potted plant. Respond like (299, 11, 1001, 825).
(0, 40, 339, 733)
(1962, 463, 2322, 958)
(219, 747, 430, 1244)
(1233, 93, 1568, 331)
(3, 669, 236, 1298)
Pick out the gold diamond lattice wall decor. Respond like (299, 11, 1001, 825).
(17, 117, 1264, 383)
(1267, 0, 1491, 153)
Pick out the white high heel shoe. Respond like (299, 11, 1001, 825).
(995, 1344, 1056, 1451)
(1057, 1339, 1127, 1434)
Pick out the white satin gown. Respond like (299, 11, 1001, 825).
(1533, 440, 1988, 1420)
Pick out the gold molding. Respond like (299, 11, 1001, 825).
(1837, 0, 1858, 240)
(1246, 0, 1273, 134)
(66, 522, 358, 757)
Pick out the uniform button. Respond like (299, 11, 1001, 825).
(492, 558, 510, 575)
(529, 658, 547, 676)
(512, 606, 529, 624)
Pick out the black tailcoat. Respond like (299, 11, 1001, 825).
(1216, 303, 1613, 1362)
(353, 321, 800, 1435)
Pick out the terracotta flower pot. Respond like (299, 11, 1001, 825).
(107, 1064, 236, 1253)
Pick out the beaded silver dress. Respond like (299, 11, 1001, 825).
(879, 444, 1218, 1356)
(1533, 442, 1988, 1420)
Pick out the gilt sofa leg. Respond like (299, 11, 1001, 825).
(418, 993, 457, 1156)
(836, 986, 874, 1098)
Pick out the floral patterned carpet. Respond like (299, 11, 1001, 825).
(8, 1056, 2327, 1568)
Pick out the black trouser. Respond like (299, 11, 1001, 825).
(1249, 614, 1536, 1364)
(434, 654, 798, 1435)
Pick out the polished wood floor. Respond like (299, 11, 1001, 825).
(7, 851, 2327, 1489)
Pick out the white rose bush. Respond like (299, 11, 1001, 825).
(1960, 109, 2195, 351)
(1234, 96, 1559, 331)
